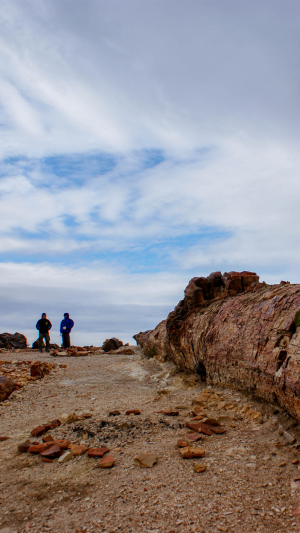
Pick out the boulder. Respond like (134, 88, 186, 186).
(0, 332, 27, 349)
(102, 337, 123, 352)
(0, 376, 17, 402)
(134, 270, 300, 420)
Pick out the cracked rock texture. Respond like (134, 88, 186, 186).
(134, 271, 300, 420)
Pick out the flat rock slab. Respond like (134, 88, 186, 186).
(88, 447, 110, 458)
(134, 454, 159, 468)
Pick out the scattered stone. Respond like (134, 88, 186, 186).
(186, 422, 212, 436)
(40, 444, 61, 459)
(292, 459, 299, 464)
(54, 439, 71, 450)
(42, 435, 54, 442)
(69, 444, 88, 456)
(58, 450, 73, 463)
(190, 405, 207, 417)
(109, 410, 121, 416)
(293, 508, 300, 516)
(59, 412, 78, 424)
(157, 409, 179, 416)
(31, 426, 46, 438)
(193, 463, 207, 473)
(180, 446, 206, 459)
(18, 440, 34, 453)
(283, 431, 295, 444)
(44, 419, 61, 430)
(134, 453, 158, 468)
(185, 432, 202, 442)
(28, 443, 53, 454)
(0, 436, 9, 441)
(126, 409, 141, 415)
(87, 447, 110, 458)
(117, 348, 135, 355)
(0, 376, 17, 402)
(177, 439, 189, 448)
(97, 455, 115, 468)
(201, 417, 220, 426)
(279, 461, 286, 467)
(41, 457, 53, 463)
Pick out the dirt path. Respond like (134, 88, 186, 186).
(0, 348, 300, 533)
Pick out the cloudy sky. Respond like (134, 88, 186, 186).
(0, 0, 300, 346)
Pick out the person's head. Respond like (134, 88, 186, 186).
(42, 313, 47, 319)
(64, 313, 69, 318)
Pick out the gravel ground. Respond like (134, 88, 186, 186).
(1, 348, 300, 533)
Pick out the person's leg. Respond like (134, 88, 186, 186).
(45, 333, 50, 352)
(62, 332, 67, 349)
(39, 332, 44, 352)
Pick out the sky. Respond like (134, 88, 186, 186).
(0, 0, 300, 346)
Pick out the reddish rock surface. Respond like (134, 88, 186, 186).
(0, 332, 27, 349)
(87, 447, 110, 458)
(0, 375, 17, 402)
(134, 271, 300, 420)
(102, 338, 123, 352)
(31, 425, 46, 437)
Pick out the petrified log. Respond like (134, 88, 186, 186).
(0, 332, 27, 349)
(0, 376, 18, 402)
(134, 271, 300, 420)
(102, 337, 123, 352)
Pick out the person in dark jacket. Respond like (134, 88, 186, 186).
(60, 313, 74, 348)
(36, 313, 52, 353)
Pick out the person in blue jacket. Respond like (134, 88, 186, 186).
(60, 313, 74, 348)
(36, 313, 52, 353)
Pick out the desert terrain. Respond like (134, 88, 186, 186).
(1, 347, 300, 533)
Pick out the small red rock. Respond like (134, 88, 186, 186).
(18, 440, 34, 453)
(98, 455, 115, 468)
(186, 432, 202, 442)
(109, 410, 121, 416)
(44, 419, 61, 431)
(28, 443, 53, 454)
(126, 409, 141, 415)
(177, 439, 189, 448)
(41, 457, 53, 463)
(31, 425, 46, 437)
(0, 436, 9, 441)
(40, 444, 61, 458)
(186, 422, 212, 435)
(69, 444, 88, 456)
(180, 446, 206, 459)
(157, 409, 179, 416)
(42, 435, 54, 442)
(87, 447, 110, 458)
(208, 426, 226, 434)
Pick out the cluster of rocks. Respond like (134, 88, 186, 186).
(0, 332, 27, 349)
(51, 346, 104, 357)
(18, 413, 115, 468)
(0, 360, 57, 401)
(14, 388, 264, 476)
(183, 270, 264, 305)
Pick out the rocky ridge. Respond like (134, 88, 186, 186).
(134, 271, 300, 420)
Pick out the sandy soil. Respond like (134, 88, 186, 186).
(0, 348, 300, 533)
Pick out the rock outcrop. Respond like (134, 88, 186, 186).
(0, 332, 27, 349)
(0, 376, 18, 401)
(102, 338, 123, 352)
(134, 271, 300, 420)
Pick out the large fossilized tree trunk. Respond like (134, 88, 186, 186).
(134, 272, 300, 420)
